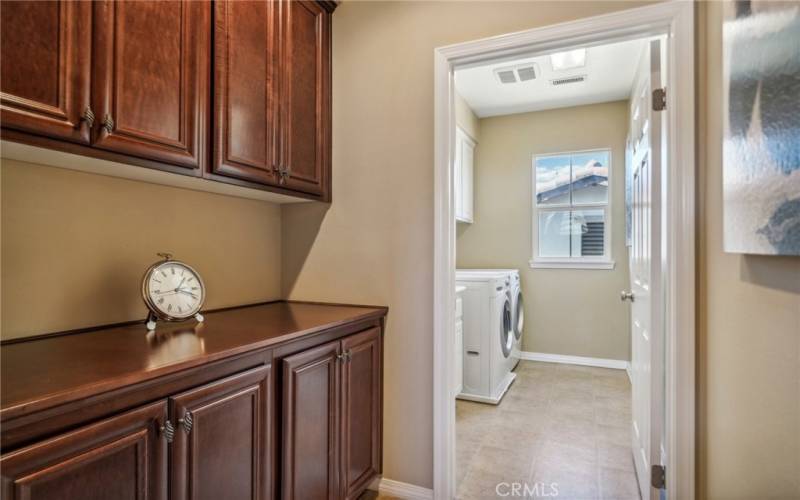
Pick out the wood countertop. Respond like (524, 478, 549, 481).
(1, 301, 387, 420)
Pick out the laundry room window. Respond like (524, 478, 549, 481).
(531, 149, 615, 269)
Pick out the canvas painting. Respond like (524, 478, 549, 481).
(723, 0, 800, 255)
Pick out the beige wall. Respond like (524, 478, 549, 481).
(1, 160, 282, 339)
(281, 0, 655, 489)
(3, 1, 797, 497)
(455, 92, 481, 141)
(283, 1, 800, 495)
(456, 101, 631, 361)
(696, 3, 800, 499)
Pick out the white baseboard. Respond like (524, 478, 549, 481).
(520, 351, 628, 370)
(370, 478, 433, 500)
(626, 362, 633, 383)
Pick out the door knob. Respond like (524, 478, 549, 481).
(620, 290, 635, 302)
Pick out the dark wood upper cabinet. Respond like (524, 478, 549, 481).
(282, 339, 340, 500)
(170, 365, 272, 500)
(0, 1, 92, 144)
(278, 0, 331, 199)
(340, 328, 382, 500)
(212, 0, 280, 185)
(213, 0, 332, 200)
(0, 0, 334, 200)
(91, 0, 210, 171)
(0, 401, 168, 500)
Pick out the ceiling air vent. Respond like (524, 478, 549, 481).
(551, 75, 587, 86)
(494, 63, 540, 85)
(496, 69, 517, 84)
(516, 65, 537, 82)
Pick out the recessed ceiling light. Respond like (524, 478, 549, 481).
(550, 48, 586, 71)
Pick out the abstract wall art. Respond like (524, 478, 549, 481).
(723, 0, 800, 255)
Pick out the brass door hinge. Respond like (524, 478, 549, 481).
(651, 464, 666, 489)
(653, 87, 667, 111)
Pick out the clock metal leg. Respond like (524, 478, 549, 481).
(146, 312, 158, 331)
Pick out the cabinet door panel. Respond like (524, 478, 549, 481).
(170, 364, 272, 500)
(341, 328, 382, 500)
(462, 137, 474, 222)
(0, 401, 167, 500)
(279, 0, 330, 198)
(282, 339, 340, 500)
(0, 0, 91, 143)
(92, 0, 209, 170)
(212, 0, 279, 185)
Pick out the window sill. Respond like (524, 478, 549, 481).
(529, 259, 616, 270)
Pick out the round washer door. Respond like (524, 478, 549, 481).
(500, 298, 513, 358)
(514, 291, 524, 341)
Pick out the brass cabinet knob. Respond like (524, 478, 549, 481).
(178, 411, 193, 434)
(159, 420, 175, 443)
(275, 165, 290, 185)
(102, 114, 114, 134)
(81, 105, 95, 129)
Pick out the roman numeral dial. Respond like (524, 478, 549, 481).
(144, 260, 205, 320)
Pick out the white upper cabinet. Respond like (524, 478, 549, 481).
(455, 127, 475, 223)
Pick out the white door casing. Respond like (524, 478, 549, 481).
(433, 4, 694, 499)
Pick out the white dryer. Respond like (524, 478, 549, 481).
(455, 270, 516, 404)
(507, 270, 523, 370)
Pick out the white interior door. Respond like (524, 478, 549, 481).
(628, 37, 666, 500)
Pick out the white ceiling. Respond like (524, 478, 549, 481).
(454, 38, 647, 118)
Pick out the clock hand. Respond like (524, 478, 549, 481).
(178, 290, 198, 299)
(174, 277, 186, 292)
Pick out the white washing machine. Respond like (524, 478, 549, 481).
(457, 269, 523, 371)
(455, 270, 516, 404)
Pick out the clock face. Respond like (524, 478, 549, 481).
(144, 261, 205, 320)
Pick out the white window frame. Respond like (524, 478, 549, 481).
(530, 148, 615, 270)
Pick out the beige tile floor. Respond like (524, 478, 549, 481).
(455, 361, 640, 500)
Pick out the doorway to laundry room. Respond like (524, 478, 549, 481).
(441, 12, 692, 497)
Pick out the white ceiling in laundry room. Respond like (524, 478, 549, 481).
(455, 38, 647, 117)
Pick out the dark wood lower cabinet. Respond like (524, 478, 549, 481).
(0, 401, 168, 500)
(171, 365, 272, 500)
(341, 328, 382, 500)
(282, 327, 383, 500)
(0, 304, 385, 500)
(282, 340, 341, 500)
